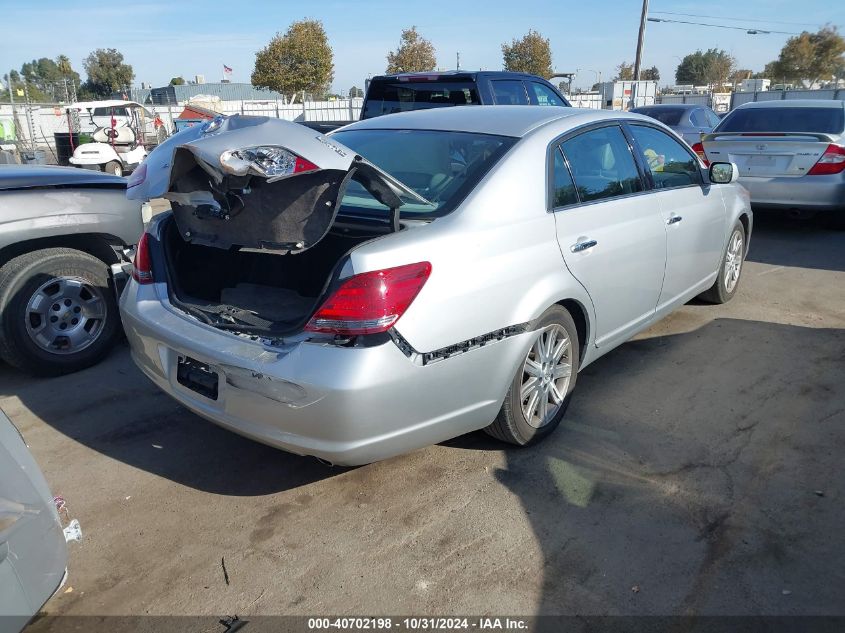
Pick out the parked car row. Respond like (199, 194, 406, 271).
(7, 88, 845, 631)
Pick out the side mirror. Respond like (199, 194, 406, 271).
(709, 162, 739, 184)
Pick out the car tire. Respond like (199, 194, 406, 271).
(104, 161, 122, 176)
(0, 248, 119, 376)
(485, 305, 580, 446)
(698, 220, 746, 304)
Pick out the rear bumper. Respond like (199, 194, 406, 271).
(119, 281, 532, 465)
(739, 174, 845, 211)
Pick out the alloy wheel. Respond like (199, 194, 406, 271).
(724, 229, 744, 294)
(520, 324, 573, 429)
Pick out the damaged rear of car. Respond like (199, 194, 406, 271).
(120, 114, 523, 464)
(128, 115, 447, 337)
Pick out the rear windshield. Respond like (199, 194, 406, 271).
(631, 107, 686, 126)
(361, 81, 480, 119)
(329, 129, 516, 219)
(717, 107, 845, 134)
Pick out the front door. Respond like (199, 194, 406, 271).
(627, 123, 726, 309)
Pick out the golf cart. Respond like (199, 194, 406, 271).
(67, 101, 168, 176)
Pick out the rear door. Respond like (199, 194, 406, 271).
(702, 106, 845, 178)
(552, 123, 667, 349)
(627, 123, 725, 308)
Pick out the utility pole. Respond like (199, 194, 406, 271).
(632, 0, 649, 81)
(456, 52, 460, 70)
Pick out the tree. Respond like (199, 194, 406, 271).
(348, 86, 363, 98)
(170, 76, 185, 85)
(614, 61, 634, 81)
(641, 66, 660, 81)
(386, 27, 436, 74)
(252, 19, 334, 103)
(675, 49, 735, 87)
(771, 26, 845, 87)
(502, 30, 553, 78)
(82, 48, 134, 97)
(703, 49, 736, 89)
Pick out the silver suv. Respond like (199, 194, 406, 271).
(120, 108, 751, 465)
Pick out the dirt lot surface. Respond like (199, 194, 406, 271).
(2, 215, 843, 619)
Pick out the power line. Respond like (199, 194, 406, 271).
(650, 10, 823, 28)
(646, 17, 799, 35)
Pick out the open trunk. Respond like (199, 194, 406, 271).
(160, 215, 387, 335)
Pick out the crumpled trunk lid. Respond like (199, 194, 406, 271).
(128, 115, 421, 254)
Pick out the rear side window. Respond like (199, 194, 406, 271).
(361, 81, 480, 119)
(530, 82, 564, 106)
(632, 107, 685, 126)
(492, 80, 529, 105)
(551, 148, 578, 207)
(561, 126, 643, 202)
(629, 125, 701, 189)
(718, 107, 845, 134)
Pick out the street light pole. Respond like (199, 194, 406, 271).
(633, 0, 649, 81)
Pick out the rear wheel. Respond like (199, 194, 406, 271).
(0, 248, 119, 376)
(485, 305, 579, 446)
(104, 160, 123, 176)
(699, 221, 745, 304)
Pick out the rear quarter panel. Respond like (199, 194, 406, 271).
(349, 127, 595, 355)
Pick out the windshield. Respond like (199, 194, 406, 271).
(330, 129, 517, 218)
(632, 107, 686, 126)
(361, 81, 481, 119)
(717, 107, 845, 134)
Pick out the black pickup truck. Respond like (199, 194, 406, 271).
(360, 70, 571, 120)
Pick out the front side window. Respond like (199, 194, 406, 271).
(491, 80, 529, 105)
(690, 109, 709, 127)
(561, 125, 643, 202)
(530, 82, 564, 106)
(629, 124, 701, 189)
(329, 129, 517, 218)
(705, 109, 722, 127)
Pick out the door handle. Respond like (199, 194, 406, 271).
(570, 239, 598, 253)
(667, 215, 683, 225)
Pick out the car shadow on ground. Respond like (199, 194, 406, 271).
(746, 213, 845, 272)
(454, 317, 845, 616)
(0, 345, 350, 496)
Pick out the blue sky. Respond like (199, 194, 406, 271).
(4, 0, 844, 92)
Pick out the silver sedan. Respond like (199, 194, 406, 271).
(119, 107, 751, 465)
(697, 99, 845, 218)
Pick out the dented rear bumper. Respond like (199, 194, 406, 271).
(119, 279, 532, 465)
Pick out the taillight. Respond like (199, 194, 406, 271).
(691, 142, 709, 167)
(132, 232, 153, 284)
(127, 163, 147, 188)
(807, 144, 845, 175)
(305, 262, 432, 335)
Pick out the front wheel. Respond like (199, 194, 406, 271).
(104, 160, 123, 176)
(699, 221, 746, 304)
(485, 305, 580, 446)
(0, 248, 120, 376)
